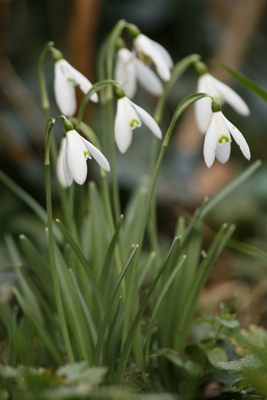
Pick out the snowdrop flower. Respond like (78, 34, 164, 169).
(57, 120, 110, 188)
(115, 47, 163, 98)
(194, 62, 250, 134)
(133, 33, 173, 82)
(52, 48, 98, 117)
(203, 101, 250, 168)
(114, 88, 162, 153)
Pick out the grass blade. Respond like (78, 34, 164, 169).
(56, 219, 105, 320)
(115, 237, 180, 386)
(94, 245, 138, 366)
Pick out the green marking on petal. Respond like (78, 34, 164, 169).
(218, 135, 229, 144)
(84, 151, 92, 159)
(130, 119, 140, 128)
(138, 53, 151, 66)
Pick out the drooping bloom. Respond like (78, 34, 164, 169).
(114, 94, 162, 153)
(115, 48, 163, 98)
(133, 34, 173, 81)
(203, 106, 251, 168)
(57, 129, 110, 188)
(195, 71, 250, 134)
(54, 59, 98, 117)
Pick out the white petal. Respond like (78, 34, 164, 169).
(80, 137, 110, 171)
(114, 99, 133, 153)
(130, 100, 162, 139)
(57, 138, 70, 187)
(59, 59, 98, 103)
(207, 74, 250, 116)
(122, 97, 141, 128)
(66, 130, 88, 185)
(150, 39, 173, 69)
(203, 115, 217, 167)
(54, 60, 76, 116)
(136, 58, 163, 96)
(195, 76, 213, 134)
(115, 49, 137, 99)
(216, 141, 231, 163)
(223, 115, 251, 160)
(201, 74, 223, 100)
(134, 34, 170, 81)
(63, 140, 73, 187)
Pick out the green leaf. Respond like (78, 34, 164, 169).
(217, 354, 262, 371)
(19, 235, 54, 304)
(214, 61, 267, 103)
(56, 361, 107, 385)
(0, 170, 62, 242)
(88, 181, 111, 281)
(164, 352, 184, 368)
(54, 243, 93, 363)
(184, 360, 203, 375)
(12, 288, 63, 365)
(200, 160, 262, 219)
(94, 245, 138, 366)
(100, 215, 124, 300)
(120, 181, 149, 261)
(115, 237, 180, 386)
(0, 390, 9, 400)
(56, 219, 105, 320)
(0, 364, 19, 379)
(207, 347, 228, 366)
(174, 223, 235, 354)
(69, 269, 98, 346)
(144, 254, 186, 363)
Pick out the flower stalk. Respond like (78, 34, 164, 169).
(44, 118, 75, 363)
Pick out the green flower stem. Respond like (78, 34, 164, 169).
(106, 20, 127, 98)
(148, 54, 201, 257)
(107, 98, 121, 223)
(154, 53, 201, 124)
(76, 80, 119, 132)
(37, 43, 70, 232)
(148, 136, 160, 257)
(120, 94, 210, 369)
(103, 20, 127, 221)
(45, 120, 75, 363)
(38, 41, 54, 120)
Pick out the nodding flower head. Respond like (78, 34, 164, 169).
(115, 47, 163, 99)
(57, 124, 110, 188)
(133, 34, 173, 82)
(114, 94, 162, 153)
(195, 69, 250, 134)
(203, 102, 250, 168)
(54, 58, 98, 117)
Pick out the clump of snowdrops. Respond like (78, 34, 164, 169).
(0, 19, 264, 400)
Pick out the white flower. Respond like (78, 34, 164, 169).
(195, 73, 250, 134)
(57, 130, 110, 187)
(203, 111, 251, 168)
(114, 96, 162, 153)
(115, 48, 163, 98)
(133, 34, 173, 81)
(54, 59, 98, 117)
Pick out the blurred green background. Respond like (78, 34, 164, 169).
(1, 0, 267, 327)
